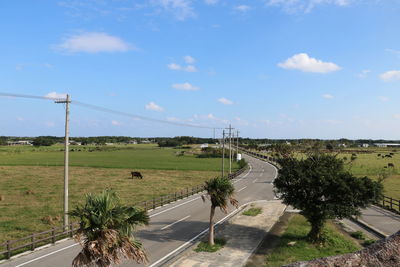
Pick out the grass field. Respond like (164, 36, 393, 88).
(0, 144, 238, 243)
(265, 215, 361, 266)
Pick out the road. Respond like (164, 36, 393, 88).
(2, 154, 278, 267)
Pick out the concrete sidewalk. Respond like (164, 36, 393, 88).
(357, 205, 400, 236)
(170, 200, 286, 267)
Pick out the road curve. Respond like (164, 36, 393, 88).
(2, 155, 277, 267)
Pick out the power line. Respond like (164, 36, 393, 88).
(0, 92, 226, 130)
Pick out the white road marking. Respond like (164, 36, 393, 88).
(259, 172, 263, 177)
(15, 243, 79, 267)
(148, 199, 270, 267)
(149, 197, 200, 218)
(252, 179, 257, 183)
(233, 164, 252, 184)
(161, 215, 191, 230)
(237, 186, 247, 192)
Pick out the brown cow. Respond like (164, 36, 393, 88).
(130, 171, 143, 179)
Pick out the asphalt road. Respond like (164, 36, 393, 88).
(2, 154, 278, 267)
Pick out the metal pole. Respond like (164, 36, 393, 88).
(229, 124, 232, 174)
(236, 130, 239, 160)
(222, 130, 225, 177)
(56, 95, 70, 229)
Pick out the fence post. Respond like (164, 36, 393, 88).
(52, 228, 56, 244)
(153, 198, 156, 209)
(31, 234, 35, 251)
(390, 197, 393, 210)
(186, 187, 189, 197)
(161, 196, 164, 207)
(6, 240, 11, 259)
(69, 224, 73, 238)
(175, 192, 177, 201)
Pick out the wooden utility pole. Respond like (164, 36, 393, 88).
(228, 124, 233, 174)
(55, 94, 70, 229)
(236, 130, 240, 160)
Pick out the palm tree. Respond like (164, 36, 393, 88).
(202, 177, 238, 246)
(69, 189, 149, 267)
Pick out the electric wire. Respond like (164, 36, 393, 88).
(0, 92, 225, 130)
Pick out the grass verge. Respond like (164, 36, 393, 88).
(195, 238, 226, 253)
(243, 207, 262, 216)
(265, 215, 361, 267)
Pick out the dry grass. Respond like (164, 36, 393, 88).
(0, 166, 219, 243)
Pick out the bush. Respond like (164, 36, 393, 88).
(242, 207, 262, 216)
(350, 231, 366, 240)
(238, 158, 247, 169)
(195, 238, 226, 252)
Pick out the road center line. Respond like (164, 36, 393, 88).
(149, 197, 200, 218)
(237, 186, 247, 192)
(161, 215, 191, 230)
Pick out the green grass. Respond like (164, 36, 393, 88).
(194, 238, 226, 252)
(350, 231, 366, 240)
(242, 207, 262, 216)
(265, 215, 361, 267)
(0, 144, 235, 172)
(0, 144, 239, 243)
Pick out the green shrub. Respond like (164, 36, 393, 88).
(195, 238, 226, 252)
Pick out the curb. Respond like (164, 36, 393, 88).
(349, 216, 388, 239)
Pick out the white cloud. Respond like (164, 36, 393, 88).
(172, 82, 199, 91)
(45, 121, 56, 127)
(184, 65, 197, 72)
(16, 117, 24, 121)
(267, 0, 351, 13)
(167, 117, 180, 122)
(167, 63, 182, 70)
(218, 97, 234, 105)
(379, 96, 389, 102)
(322, 94, 334, 99)
(234, 5, 251, 12)
(204, 0, 218, 5)
(380, 70, 400, 82)
(145, 101, 164, 112)
(56, 32, 133, 53)
(183, 55, 196, 64)
(358, 69, 371, 78)
(111, 120, 122, 126)
(44, 92, 67, 99)
(151, 0, 195, 20)
(394, 114, 400, 119)
(278, 53, 341, 73)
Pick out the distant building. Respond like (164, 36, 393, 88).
(127, 140, 138, 144)
(69, 140, 82, 145)
(6, 140, 32, 146)
(375, 143, 400, 148)
(200, 144, 208, 148)
(362, 144, 369, 148)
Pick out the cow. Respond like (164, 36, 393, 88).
(388, 163, 395, 168)
(130, 171, 143, 179)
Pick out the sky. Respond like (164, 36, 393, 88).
(1, 0, 400, 139)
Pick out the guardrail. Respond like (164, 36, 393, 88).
(0, 165, 247, 260)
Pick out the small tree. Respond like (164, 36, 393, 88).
(70, 190, 149, 267)
(274, 154, 383, 243)
(202, 177, 238, 246)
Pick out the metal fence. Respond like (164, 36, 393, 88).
(0, 166, 247, 260)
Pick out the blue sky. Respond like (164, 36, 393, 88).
(1, 0, 400, 139)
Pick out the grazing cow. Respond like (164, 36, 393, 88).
(130, 171, 143, 179)
(388, 163, 395, 168)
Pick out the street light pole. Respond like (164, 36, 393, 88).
(222, 130, 225, 177)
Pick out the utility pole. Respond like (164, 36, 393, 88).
(55, 94, 70, 229)
(228, 124, 233, 174)
(236, 130, 240, 160)
(222, 130, 225, 177)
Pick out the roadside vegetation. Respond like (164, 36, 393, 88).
(242, 206, 262, 216)
(195, 238, 227, 253)
(0, 144, 239, 243)
(265, 214, 361, 267)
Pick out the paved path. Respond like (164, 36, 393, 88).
(358, 205, 400, 236)
(170, 200, 286, 267)
(1, 154, 278, 267)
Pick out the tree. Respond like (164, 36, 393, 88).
(70, 190, 149, 267)
(202, 177, 238, 246)
(274, 154, 383, 243)
(32, 136, 56, 146)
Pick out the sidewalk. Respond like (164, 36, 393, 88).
(357, 205, 400, 236)
(170, 200, 286, 267)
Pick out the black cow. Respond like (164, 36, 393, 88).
(130, 171, 143, 179)
(388, 163, 395, 168)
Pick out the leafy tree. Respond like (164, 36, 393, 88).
(70, 190, 149, 267)
(202, 177, 238, 245)
(274, 154, 383, 243)
(32, 136, 57, 146)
